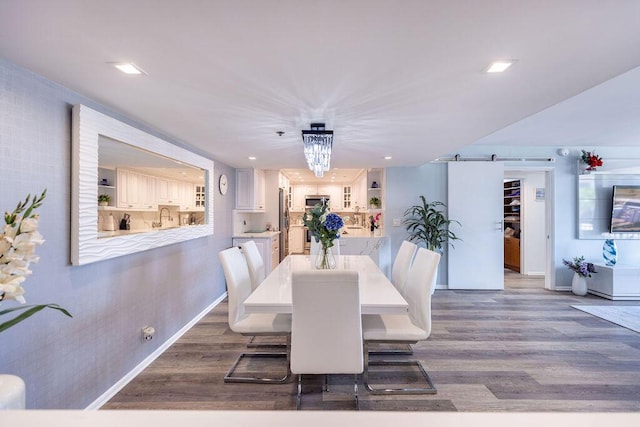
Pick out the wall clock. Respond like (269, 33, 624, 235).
(219, 174, 228, 195)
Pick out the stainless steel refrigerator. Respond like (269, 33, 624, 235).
(279, 188, 289, 261)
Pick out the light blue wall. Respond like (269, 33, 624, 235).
(385, 163, 450, 284)
(385, 145, 640, 289)
(0, 58, 234, 409)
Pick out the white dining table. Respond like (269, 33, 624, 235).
(243, 255, 408, 315)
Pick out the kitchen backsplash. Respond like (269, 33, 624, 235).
(98, 206, 205, 232)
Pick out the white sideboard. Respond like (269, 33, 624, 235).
(586, 264, 640, 300)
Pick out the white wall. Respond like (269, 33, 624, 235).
(0, 57, 234, 409)
(385, 145, 640, 290)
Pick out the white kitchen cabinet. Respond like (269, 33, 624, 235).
(302, 184, 318, 196)
(236, 168, 266, 211)
(138, 174, 157, 210)
(270, 235, 279, 272)
(352, 171, 368, 211)
(156, 178, 180, 205)
(291, 184, 307, 211)
(317, 184, 341, 210)
(233, 234, 280, 273)
(342, 185, 352, 210)
(278, 172, 289, 190)
(289, 226, 304, 254)
(179, 181, 194, 211)
(194, 185, 206, 211)
(116, 169, 157, 210)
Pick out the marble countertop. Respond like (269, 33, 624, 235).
(232, 231, 281, 239)
(98, 224, 202, 239)
(287, 225, 384, 238)
(339, 227, 385, 238)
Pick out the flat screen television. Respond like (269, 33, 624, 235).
(610, 185, 640, 233)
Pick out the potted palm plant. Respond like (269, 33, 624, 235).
(403, 195, 461, 295)
(403, 195, 461, 252)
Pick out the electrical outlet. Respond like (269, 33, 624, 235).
(142, 326, 155, 342)
(393, 218, 402, 227)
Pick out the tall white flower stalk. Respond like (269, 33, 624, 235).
(0, 190, 71, 333)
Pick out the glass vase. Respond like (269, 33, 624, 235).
(603, 239, 617, 266)
(315, 245, 336, 269)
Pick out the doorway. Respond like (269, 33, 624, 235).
(504, 168, 553, 290)
(448, 163, 555, 291)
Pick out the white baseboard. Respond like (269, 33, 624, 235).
(85, 292, 227, 410)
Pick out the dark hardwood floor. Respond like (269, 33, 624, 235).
(103, 271, 640, 411)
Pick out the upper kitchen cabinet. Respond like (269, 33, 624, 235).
(291, 184, 306, 211)
(291, 184, 322, 211)
(236, 168, 266, 211)
(156, 177, 180, 205)
(342, 185, 352, 210)
(352, 171, 368, 211)
(278, 172, 289, 190)
(116, 169, 157, 210)
(317, 184, 342, 210)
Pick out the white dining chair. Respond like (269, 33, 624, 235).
(391, 240, 417, 295)
(240, 240, 286, 349)
(218, 247, 291, 383)
(362, 247, 440, 394)
(369, 239, 418, 356)
(310, 238, 340, 255)
(239, 240, 265, 291)
(290, 270, 362, 410)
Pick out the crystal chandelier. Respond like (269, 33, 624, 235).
(301, 123, 333, 177)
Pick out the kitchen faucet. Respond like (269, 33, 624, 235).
(158, 207, 171, 227)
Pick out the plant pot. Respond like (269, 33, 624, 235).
(571, 273, 588, 296)
(0, 374, 25, 409)
(98, 201, 108, 206)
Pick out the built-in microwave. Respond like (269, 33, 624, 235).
(305, 195, 330, 209)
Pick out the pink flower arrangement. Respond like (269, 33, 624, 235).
(369, 213, 382, 231)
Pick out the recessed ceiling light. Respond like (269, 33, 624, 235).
(248, 156, 256, 160)
(486, 60, 516, 73)
(384, 156, 392, 160)
(111, 62, 146, 75)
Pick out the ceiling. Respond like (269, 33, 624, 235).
(2, 1, 640, 171)
(99, 136, 205, 184)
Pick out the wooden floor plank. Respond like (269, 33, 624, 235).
(102, 272, 640, 411)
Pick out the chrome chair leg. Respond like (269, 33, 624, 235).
(368, 342, 414, 356)
(296, 375, 302, 410)
(225, 335, 291, 384)
(246, 335, 288, 349)
(363, 341, 437, 394)
(354, 374, 360, 411)
(296, 374, 361, 410)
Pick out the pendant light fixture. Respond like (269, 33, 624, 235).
(301, 123, 333, 177)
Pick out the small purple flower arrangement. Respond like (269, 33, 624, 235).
(563, 256, 596, 278)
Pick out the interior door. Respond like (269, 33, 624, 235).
(448, 162, 504, 290)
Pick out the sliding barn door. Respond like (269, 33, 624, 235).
(448, 162, 504, 290)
